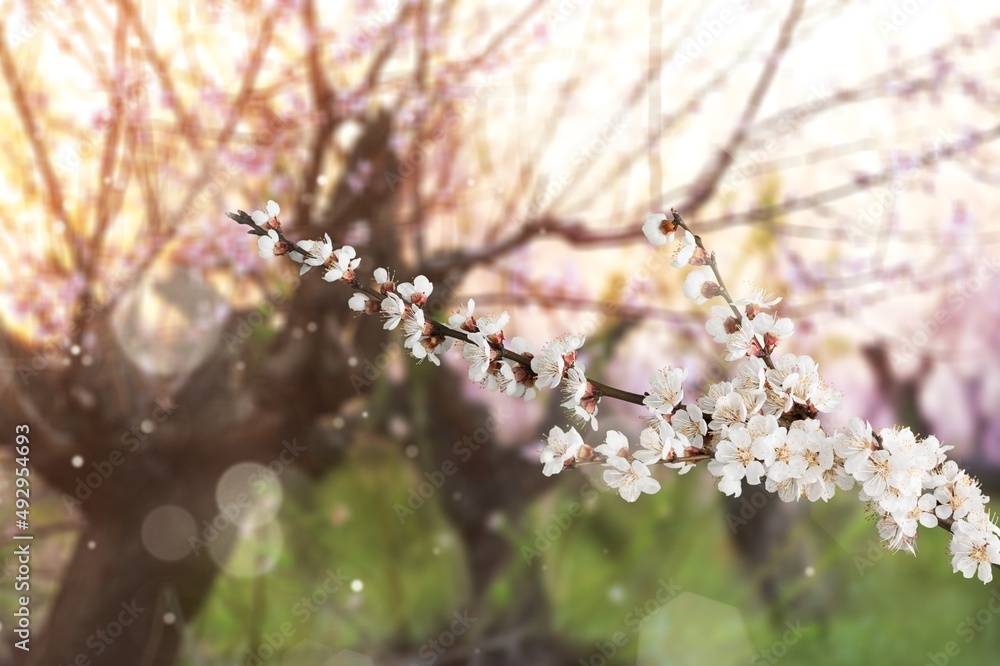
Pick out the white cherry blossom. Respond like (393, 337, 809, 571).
(403, 308, 428, 351)
(348, 293, 370, 312)
(373, 267, 395, 292)
(502, 337, 538, 400)
(595, 430, 630, 463)
(397, 275, 433, 306)
(562, 364, 599, 430)
(380, 292, 407, 330)
(723, 317, 760, 361)
(643, 366, 686, 415)
(237, 199, 1000, 585)
(671, 230, 697, 267)
(290, 233, 333, 275)
(734, 285, 782, 316)
(251, 199, 281, 226)
(759, 427, 805, 485)
(708, 426, 765, 498)
(476, 311, 510, 337)
(705, 305, 738, 344)
(540, 426, 584, 477)
(462, 332, 493, 382)
(950, 520, 1000, 583)
(531, 334, 584, 389)
(834, 417, 875, 475)
(854, 449, 893, 502)
(323, 245, 361, 283)
(635, 419, 684, 465)
(449, 299, 476, 329)
(670, 404, 707, 450)
(682, 267, 718, 305)
(603, 457, 661, 502)
(257, 229, 281, 258)
(708, 390, 748, 434)
(642, 212, 676, 246)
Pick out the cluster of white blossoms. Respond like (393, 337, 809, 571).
(639, 211, 1000, 583)
(239, 202, 1000, 583)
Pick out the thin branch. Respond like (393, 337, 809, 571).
(0, 19, 74, 255)
(679, 0, 806, 215)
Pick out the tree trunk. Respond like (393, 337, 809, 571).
(26, 460, 229, 666)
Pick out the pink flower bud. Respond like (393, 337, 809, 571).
(701, 281, 722, 299)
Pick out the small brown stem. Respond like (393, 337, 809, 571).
(348, 276, 650, 405)
(674, 210, 776, 370)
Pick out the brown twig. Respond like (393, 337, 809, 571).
(672, 209, 776, 370)
(229, 209, 651, 409)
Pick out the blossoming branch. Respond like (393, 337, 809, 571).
(228, 202, 1000, 584)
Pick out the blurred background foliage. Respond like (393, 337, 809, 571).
(1, 0, 1000, 664)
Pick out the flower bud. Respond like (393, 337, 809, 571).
(700, 281, 722, 299)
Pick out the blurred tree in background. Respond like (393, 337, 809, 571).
(1, 1, 1000, 664)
